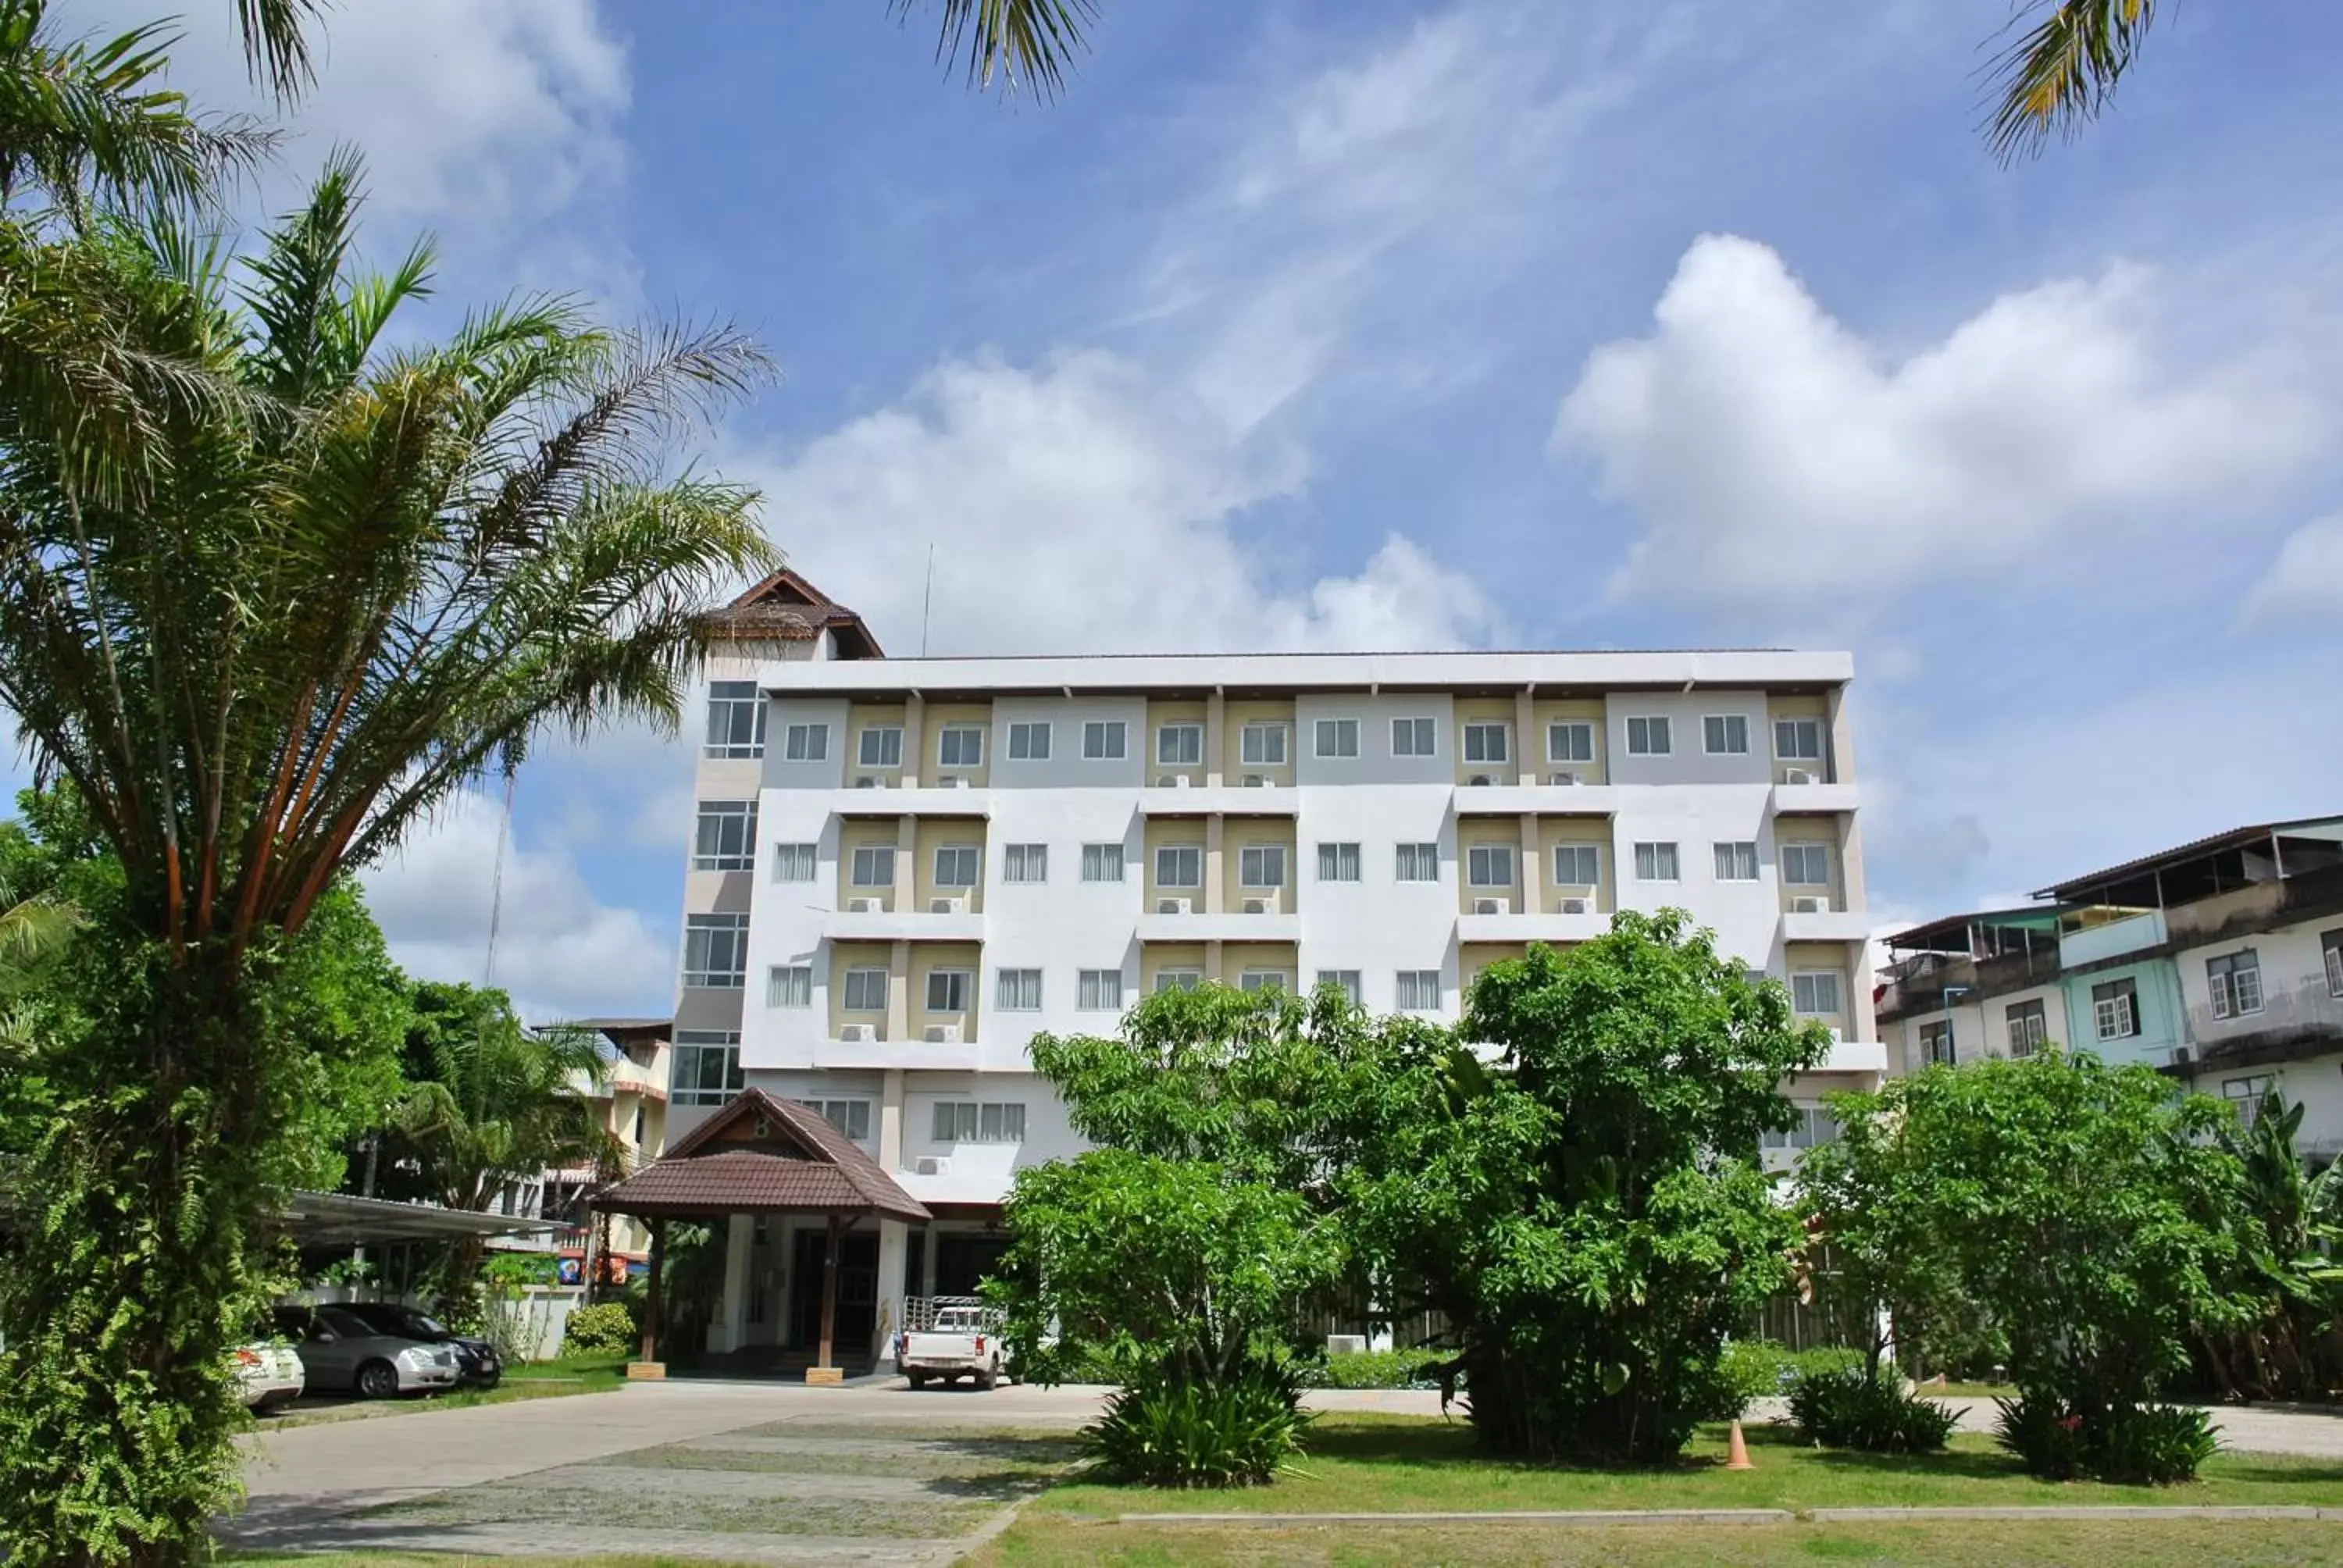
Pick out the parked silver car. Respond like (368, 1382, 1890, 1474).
(273, 1304, 461, 1399)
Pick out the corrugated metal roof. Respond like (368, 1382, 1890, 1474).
(2033, 816, 2343, 900)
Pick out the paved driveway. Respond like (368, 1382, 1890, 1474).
(225, 1379, 2343, 1562)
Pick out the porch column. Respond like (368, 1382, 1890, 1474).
(818, 1214, 843, 1369)
(876, 1217, 909, 1370)
(711, 1212, 754, 1354)
(632, 1217, 665, 1377)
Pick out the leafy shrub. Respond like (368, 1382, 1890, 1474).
(1086, 1363, 1314, 1488)
(1712, 1341, 1864, 1416)
(1298, 1350, 1446, 1391)
(1788, 1367, 1956, 1453)
(561, 1301, 637, 1358)
(1994, 1393, 2218, 1484)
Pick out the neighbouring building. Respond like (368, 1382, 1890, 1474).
(1876, 817, 2343, 1160)
(599, 568, 1886, 1373)
(488, 1017, 672, 1282)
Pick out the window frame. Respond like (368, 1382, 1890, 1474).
(1633, 841, 1681, 882)
(1317, 842, 1362, 882)
(1460, 721, 1510, 764)
(1005, 720, 1052, 761)
(1154, 844, 1204, 889)
(1702, 714, 1750, 755)
(1001, 843, 1048, 885)
(794, 1098, 872, 1142)
(1395, 842, 1439, 882)
(782, 722, 829, 762)
(848, 843, 897, 889)
(1625, 715, 1672, 756)
(1318, 970, 1364, 1005)
(1774, 717, 1824, 761)
(931, 843, 982, 889)
(1465, 843, 1515, 888)
(840, 966, 889, 1014)
(995, 968, 1043, 1011)
(856, 725, 904, 769)
(1918, 1017, 1955, 1066)
(1077, 969, 1124, 1011)
(772, 842, 818, 882)
(936, 723, 985, 769)
(1552, 843, 1600, 887)
(1153, 968, 1204, 993)
(1712, 840, 1760, 882)
(1390, 716, 1437, 757)
(1791, 969, 1844, 1018)
(1239, 843, 1289, 889)
(2006, 998, 2049, 1057)
(924, 968, 972, 1014)
(1313, 717, 1361, 758)
(2206, 950, 2265, 1019)
(2325, 928, 2343, 999)
(1155, 722, 1204, 767)
(1395, 969, 1442, 1011)
(1081, 719, 1127, 761)
(766, 964, 813, 1009)
(670, 1029, 744, 1107)
(690, 799, 759, 872)
(2092, 978, 2139, 1041)
(681, 913, 750, 989)
(1546, 721, 1594, 764)
(1080, 842, 1125, 883)
(1781, 842, 1832, 886)
(1238, 969, 1291, 994)
(703, 681, 765, 760)
(1239, 722, 1289, 767)
(932, 1101, 1026, 1145)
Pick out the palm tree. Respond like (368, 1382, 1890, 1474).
(1985, 0, 2162, 162)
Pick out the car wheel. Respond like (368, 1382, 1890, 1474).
(977, 1362, 998, 1392)
(355, 1360, 401, 1399)
(476, 1373, 501, 1391)
(907, 1371, 928, 1389)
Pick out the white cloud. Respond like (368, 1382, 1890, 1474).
(752, 349, 1501, 656)
(87, 0, 629, 237)
(2243, 512, 2343, 625)
(1555, 233, 2324, 605)
(360, 791, 670, 1023)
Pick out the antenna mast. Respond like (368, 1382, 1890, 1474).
(921, 541, 936, 657)
(483, 762, 517, 987)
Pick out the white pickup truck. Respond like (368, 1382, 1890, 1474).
(893, 1298, 1005, 1390)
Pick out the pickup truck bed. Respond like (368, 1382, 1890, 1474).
(894, 1301, 1004, 1390)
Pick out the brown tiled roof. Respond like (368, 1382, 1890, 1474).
(593, 1089, 929, 1222)
(708, 568, 883, 658)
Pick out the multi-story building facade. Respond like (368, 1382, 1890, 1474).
(649, 569, 1884, 1368)
(1877, 817, 2343, 1159)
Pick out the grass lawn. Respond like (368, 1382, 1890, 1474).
(222, 1556, 760, 1566)
(975, 1516, 2343, 1566)
(1029, 1414, 2343, 1518)
(255, 1355, 627, 1430)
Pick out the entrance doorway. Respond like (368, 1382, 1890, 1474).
(934, 1233, 1010, 1296)
(788, 1228, 880, 1360)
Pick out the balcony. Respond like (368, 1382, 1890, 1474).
(826, 899, 985, 943)
(811, 1030, 982, 1071)
(1781, 903, 1871, 943)
(1457, 902, 1611, 946)
(1136, 899, 1301, 944)
(2059, 908, 2166, 968)
(1812, 1035, 1889, 1076)
(1771, 779, 1859, 815)
(2184, 979, 2343, 1067)
(831, 779, 991, 816)
(1452, 780, 1618, 817)
(1139, 779, 1300, 816)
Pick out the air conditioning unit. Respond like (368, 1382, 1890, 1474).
(854, 775, 884, 789)
(1473, 896, 1510, 916)
(1243, 894, 1280, 914)
(847, 896, 883, 914)
(929, 896, 968, 915)
(1549, 771, 1582, 786)
(1155, 774, 1181, 788)
(914, 1155, 951, 1175)
(1790, 895, 1831, 914)
(838, 1023, 876, 1043)
(1559, 896, 1589, 914)
(1783, 768, 1815, 786)
(1156, 896, 1192, 915)
(2168, 1046, 2194, 1069)
(924, 1023, 961, 1044)
(939, 775, 969, 789)
(1467, 774, 1495, 787)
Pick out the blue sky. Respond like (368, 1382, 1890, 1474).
(97, 1, 2343, 1017)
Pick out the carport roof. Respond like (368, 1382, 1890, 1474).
(269, 1191, 562, 1247)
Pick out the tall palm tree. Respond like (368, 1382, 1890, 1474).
(1985, 0, 2162, 162)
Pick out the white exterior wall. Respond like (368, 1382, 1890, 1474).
(669, 648, 1878, 1204)
(2173, 914, 2343, 1153)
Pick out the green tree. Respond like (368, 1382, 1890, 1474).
(1346, 913, 1827, 1463)
(1799, 1053, 2257, 1474)
(373, 981, 619, 1326)
(1985, 1, 2163, 162)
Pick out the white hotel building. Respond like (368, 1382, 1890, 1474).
(647, 571, 1885, 1367)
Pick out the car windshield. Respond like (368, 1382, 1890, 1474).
(314, 1306, 376, 1338)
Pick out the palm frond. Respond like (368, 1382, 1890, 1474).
(1984, 0, 2160, 163)
(236, 0, 326, 103)
(896, 0, 1097, 97)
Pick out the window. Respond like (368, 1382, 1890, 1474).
(932, 1101, 1026, 1144)
(1318, 970, 1363, 1004)
(1396, 843, 1439, 882)
(783, 722, 828, 762)
(1775, 718, 1824, 761)
(1634, 841, 1681, 882)
(793, 1098, 872, 1142)
(681, 914, 749, 989)
(1155, 845, 1203, 887)
(1239, 970, 1289, 994)
(1761, 1106, 1840, 1153)
(1919, 1018, 1955, 1066)
(1239, 844, 1288, 888)
(671, 1030, 743, 1106)
(2006, 999, 2049, 1057)
(1006, 720, 1051, 761)
(1625, 715, 1671, 755)
(2224, 1074, 2281, 1128)
(1462, 722, 1509, 764)
(841, 967, 888, 1013)
(1314, 718, 1360, 758)
(1154, 968, 1203, 993)
(1003, 843, 1048, 884)
(1548, 722, 1594, 764)
(1552, 844, 1600, 886)
(932, 845, 980, 888)
(857, 725, 904, 768)
(1792, 970, 1843, 1017)
(1392, 716, 1436, 757)
(1081, 720, 1126, 760)
(936, 724, 984, 768)
(1781, 843, 1831, 886)
(1466, 843, 1514, 887)
(1317, 842, 1361, 882)
(925, 968, 971, 1013)
(1396, 970, 1442, 1011)
(1156, 723, 1203, 766)
(772, 842, 818, 882)
(1241, 722, 1289, 766)
(1703, 715, 1750, 755)
(2092, 978, 2138, 1041)
(1712, 841, 1760, 882)
(704, 681, 765, 758)
(996, 968, 1043, 1010)
(2206, 950, 2265, 1019)
(692, 800, 758, 871)
(766, 964, 812, 1009)
(1078, 969, 1123, 1011)
(2327, 929, 2343, 998)
(849, 843, 896, 888)
(1081, 843, 1125, 882)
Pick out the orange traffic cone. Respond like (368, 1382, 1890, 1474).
(1725, 1418, 1753, 1470)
